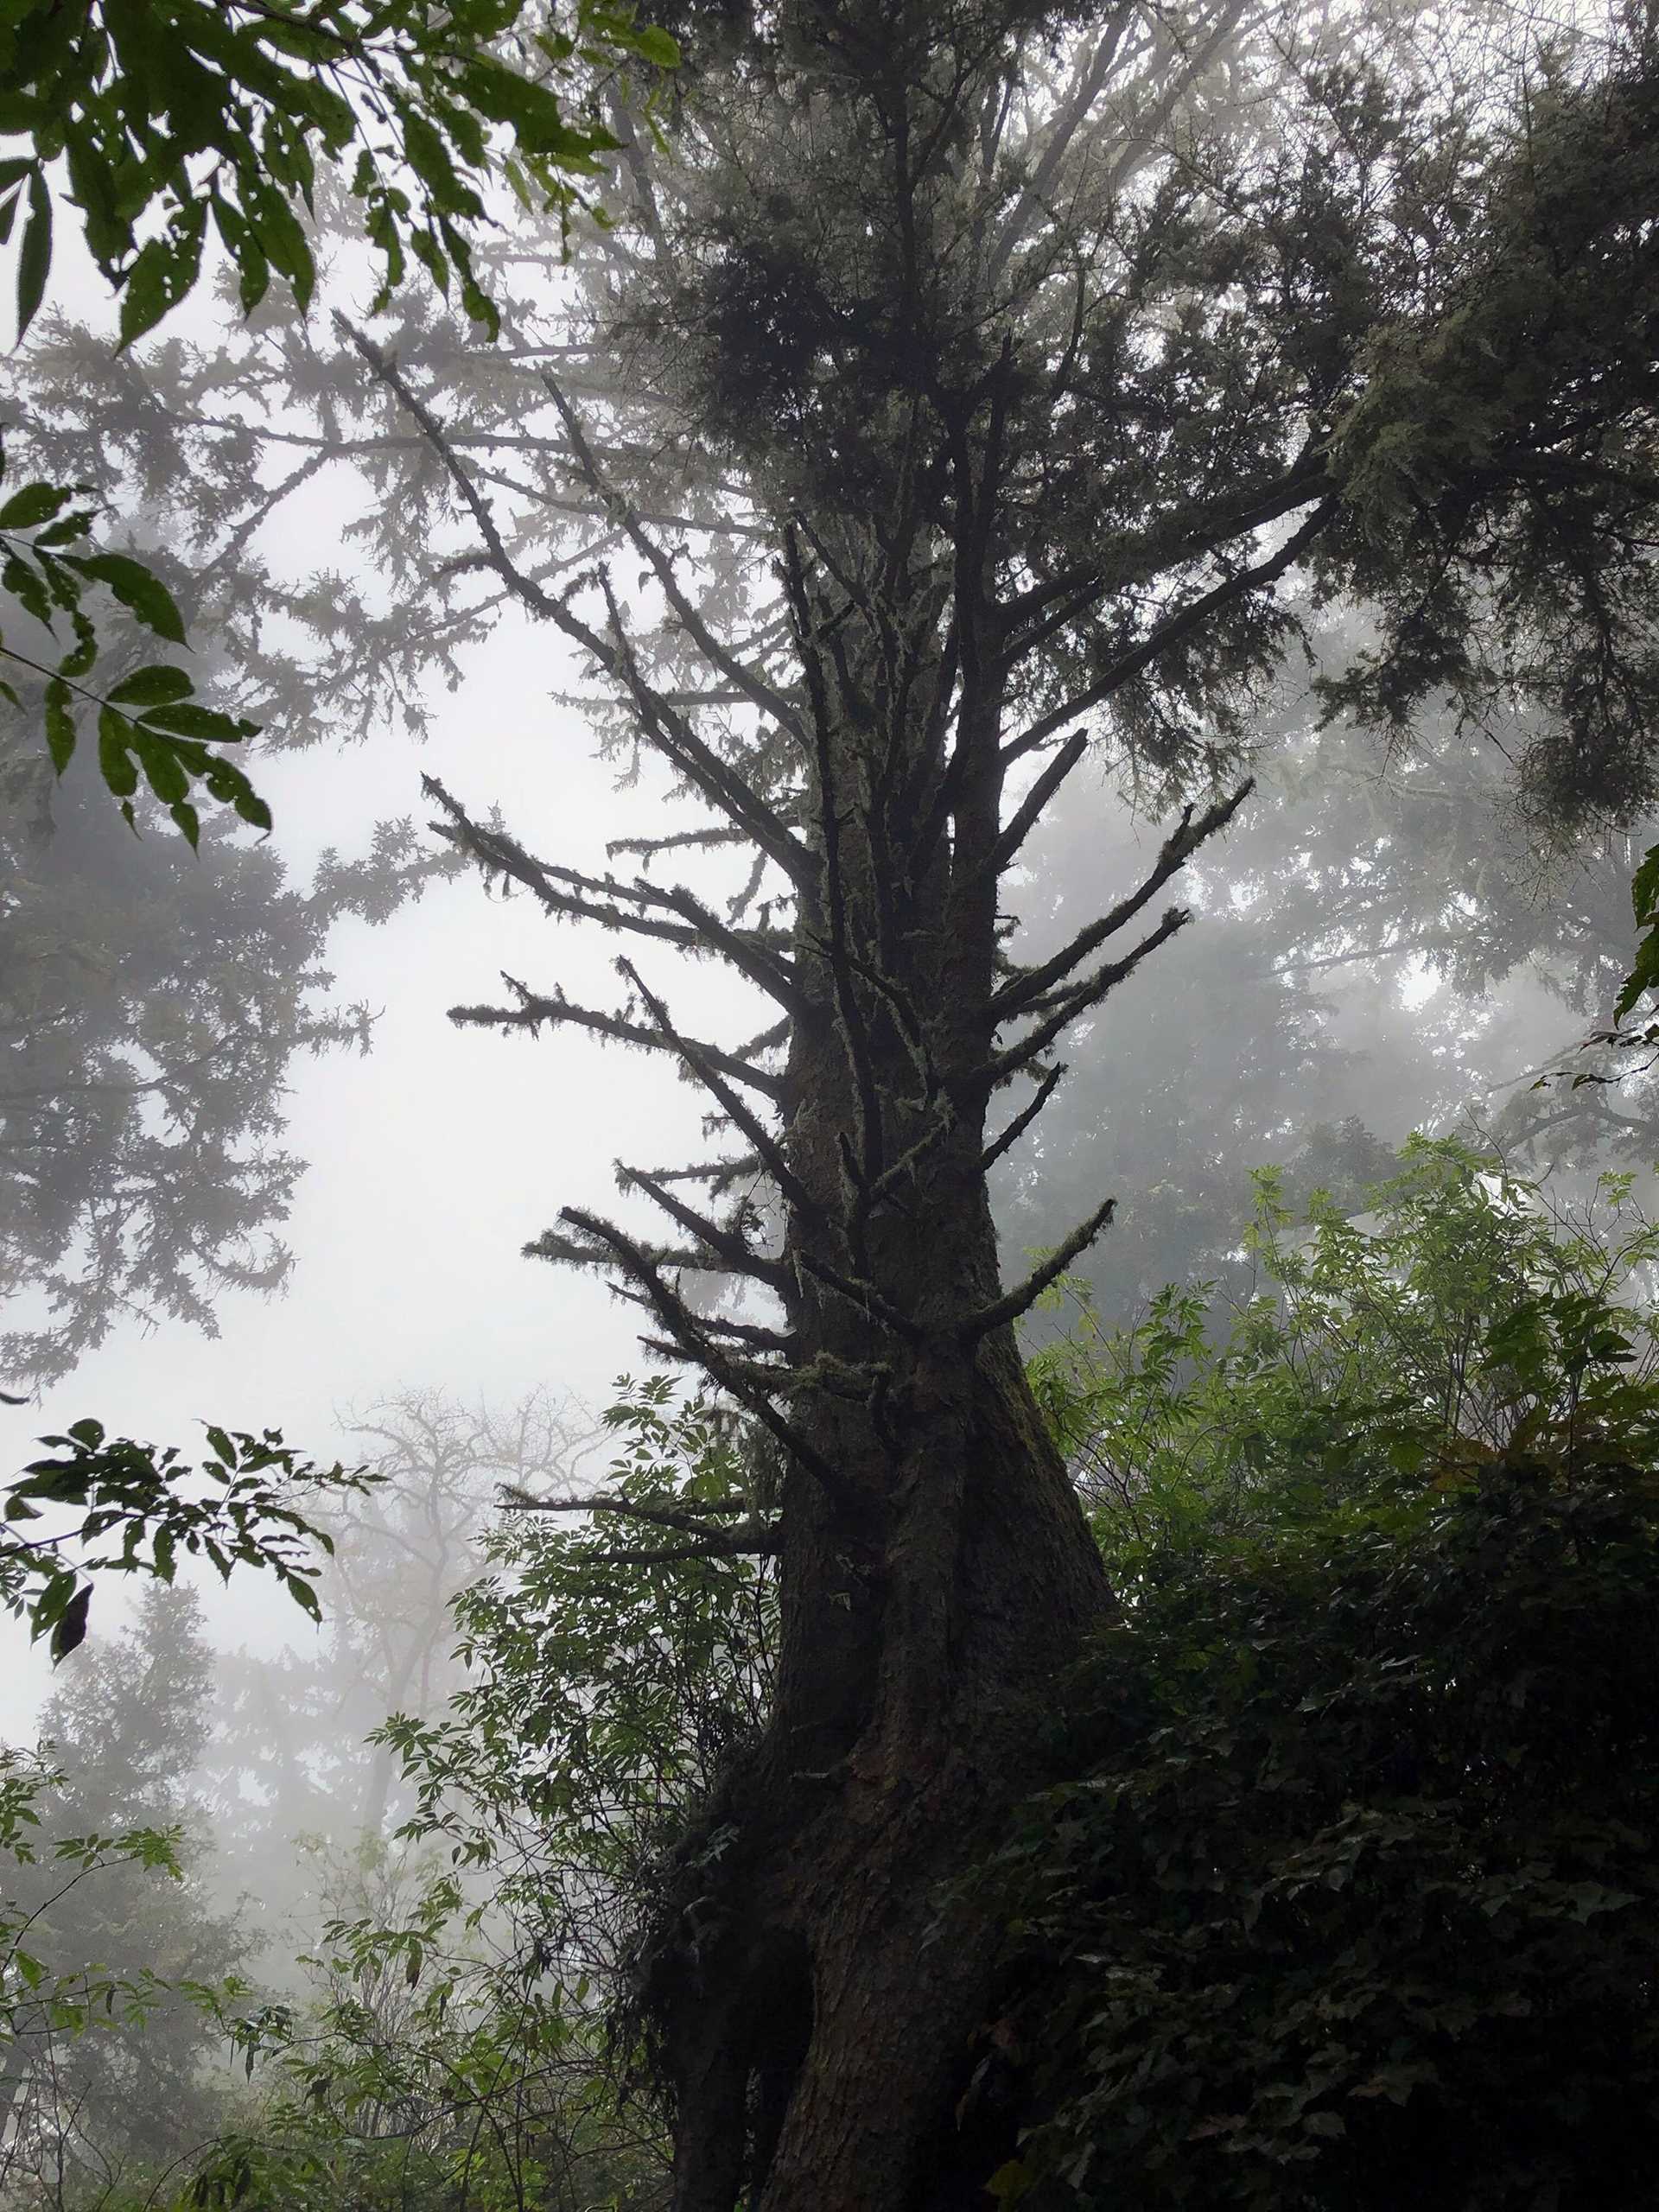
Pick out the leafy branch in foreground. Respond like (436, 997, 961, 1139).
(0, 0, 674, 353)
(1, 1421, 375, 1659)
(0, 442, 265, 845)
(0, 0, 677, 842)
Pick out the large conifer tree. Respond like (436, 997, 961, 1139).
(11, 2, 1658, 2199)
(391, 7, 1659, 2200)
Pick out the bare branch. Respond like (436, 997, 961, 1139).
(984, 906, 1191, 1085)
(448, 974, 785, 1103)
(997, 456, 1329, 650)
(425, 776, 804, 1013)
(583, 1529, 781, 1567)
(541, 373, 811, 749)
(961, 1196, 1116, 1342)
(524, 1227, 738, 1280)
(608, 823, 751, 861)
(616, 959, 817, 1219)
(499, 1491, 754, 1535)
(337, 317, 560, 626)
(792, 1251, 925, 1344)
(980, 1063, 1066, 1171)
(1001, 502, 1338, 764)
(983, 8, 1136, 288)
(982, 730, 1089, 880)
(618, 1162, 792, 1297)
(338, 318, 808, 884)
(682, 1312, 797, 1355)
(558, 1207, 857, 1515)
(993, 781, 1252, 1021)
(591, 569, 813, 887)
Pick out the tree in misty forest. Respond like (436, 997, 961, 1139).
(203, 1387, 601, 1934)
(2, 1586, 247, 2195)
(9, 0, 1659, 2202)
(0, 731, 461, 1390)
(390, 5, 1659, 2202)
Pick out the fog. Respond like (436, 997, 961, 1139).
(3, 346, 1646, 1786)
(5, 617, 752, 1716)
(3, 7, 1656, 2196)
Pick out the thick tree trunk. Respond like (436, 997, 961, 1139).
(655, 1370, 1109, 2204)
(656, 1332, 1110, 2210)
(650, 817, 1116, 2207)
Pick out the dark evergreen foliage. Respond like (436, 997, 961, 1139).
(988, 1457, 1659, 2208)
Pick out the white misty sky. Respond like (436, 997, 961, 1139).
(6, 601, 763, 1726)
(1, 220, 769, 1729)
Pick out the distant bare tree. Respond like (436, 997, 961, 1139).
(201, 1388, 603, 1935)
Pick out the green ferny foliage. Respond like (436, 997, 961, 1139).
(982, 1140, 1659, 2209)
(1027, 1135, 1659, 1588)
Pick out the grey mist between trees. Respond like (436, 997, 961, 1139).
(6, 1, 1659, 2208)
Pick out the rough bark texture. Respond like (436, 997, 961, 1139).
(619, 537, 1132, 2206)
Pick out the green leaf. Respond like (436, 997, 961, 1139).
(48, 1584, 90, 1663)
(624, 24, 681, 67)
(73, 552, 187, 643)
(284, 1573, 321, 1623)
(130, 728, 191, 805)
(242, 173, 315, 303)
(60, 609, 96, 677)
(16, 168, 51, 341)
(108, 662, 194, 708)
(0, 480, 75, 531)
(118, 207, 207, 350)
(173, 6, 296, 106)
(34, 507, 96, 550)
(96, 705, 139, 799)
(210, 193, 270, 315)
(1612, 924, 1659, 1027)
(135, 700, 253, 741)
(3, 549, 52, 627)
(1630, 841, 1659, 928)
(232, 782, 273, 834)
(43, 675, 75, 772)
